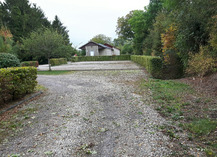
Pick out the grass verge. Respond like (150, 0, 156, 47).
(37, 70, 74, 75)
(140, 79, 217, 156)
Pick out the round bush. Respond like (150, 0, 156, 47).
(0, 53, 21, 68)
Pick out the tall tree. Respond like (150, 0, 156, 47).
(116, 0, 162, 54)
(1, 0, 50, 42)
(52, 15, 70, 45)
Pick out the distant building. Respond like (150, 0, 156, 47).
(79, 41, 120, 56)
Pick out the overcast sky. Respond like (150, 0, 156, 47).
(1, 0, 150, 47)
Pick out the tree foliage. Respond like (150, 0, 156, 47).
(90, 34, 113, 45)
(52, 15, 70, 45)
(0, 0, 73, 63)
(22, 28, 72, 70)
(116, 0, 217, 74)
(1, 0, 50, 42)
(0, 26, 13, 53)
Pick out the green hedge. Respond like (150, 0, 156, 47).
(71, 55, 131, 62)
(0, 67, 37, 104)
(21, 61, 39, 67)
(131, 55, 163, 79)
(0, 53, 20, 68)
(50, 58, 67, 66)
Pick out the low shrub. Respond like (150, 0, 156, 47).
(0, 67, 37, 104)
(21, 61, 39, 67)
(71, 55, 131, 62)
(131, 55, 163, 79)
(0, 53, 20, 68)
(50, 58, 67, 66)
(186, 47, 216, 77)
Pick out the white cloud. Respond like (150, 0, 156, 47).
(1, 0, 149, 46)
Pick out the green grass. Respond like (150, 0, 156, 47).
(142, 79, 192, 116)
(141, 78, 217, 155)
(185, 119, 217, 136)
(37, 70, 74, 75)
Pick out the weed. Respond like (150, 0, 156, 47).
(79, 143, 97, 155)
(10, 154, 21, 157)
(205, 149, 216, 157)
(83, 117, 89, 121)
(44, 151, 53, 155)
(98, 128, 109, 133)
(138, 111, 143, 115)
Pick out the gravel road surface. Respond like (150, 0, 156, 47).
(37, 61, 142, 71)
(0, 70, 173, 157)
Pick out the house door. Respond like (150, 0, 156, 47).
(90, 51, 94, 56)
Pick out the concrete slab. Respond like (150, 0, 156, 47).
(37, 61, 142, 71)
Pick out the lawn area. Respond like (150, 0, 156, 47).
(139, 79, 217, 156)
(37, 70, 74, 75)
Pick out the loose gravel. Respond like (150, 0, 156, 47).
(0, 70, 172, 157)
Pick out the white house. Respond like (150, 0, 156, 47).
(79, 41, 120, 56)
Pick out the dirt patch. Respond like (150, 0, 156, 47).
(179, 72, 217, 97)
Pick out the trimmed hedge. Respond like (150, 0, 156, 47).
(50, 58, 67, 66)
(21, 61, 39, 67)
(0, 67, 37, 104)
(131, 55, 184, 79)
(0, 53, 20, 68)
(131, 55, 163, 79)
(71, 55, 131, 62)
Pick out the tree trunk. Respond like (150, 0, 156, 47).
(48, 58, 51, 71)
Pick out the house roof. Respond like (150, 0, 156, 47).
(79, 41, 112, 50)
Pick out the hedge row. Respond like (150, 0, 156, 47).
(21, 61, 39, 67)
(0, 67, 37, 104)
(50, 58, 67, 66)
(131, 55, 163, 79)
(71, 55, 131, 62)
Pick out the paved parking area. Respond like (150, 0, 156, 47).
(37, 61, 142, 71)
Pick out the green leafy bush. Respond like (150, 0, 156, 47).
(0, 67, 37, 104)
(50, 58, 67, 66)
(0, 53, 20, 68)
(131, 55, 163, 78)
(21, 61, 39, 67)
(71, 55, 131, 62)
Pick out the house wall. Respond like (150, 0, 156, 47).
(85, 46, 99, 56)
(99, 49, 112, 56)
(99, 48, 121, 56)
(113, 48, 120, 55)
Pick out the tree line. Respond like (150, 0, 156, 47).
(115, 0, 217, 76)
(0, 0, 76, 64)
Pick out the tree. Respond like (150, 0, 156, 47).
(22, 28, 69, 71)
(116, 0, 162, 54)
(52, 15, 70, 45)
(0, 26, 14, 53)
(116, 11, 134, 40)
(121, 41, 133, 54)
(90, 34, 113, 45)
(1, 0, 50, 42)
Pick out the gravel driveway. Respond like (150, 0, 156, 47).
(0, 70, 172, 157)
(37, 61, 142, 71)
